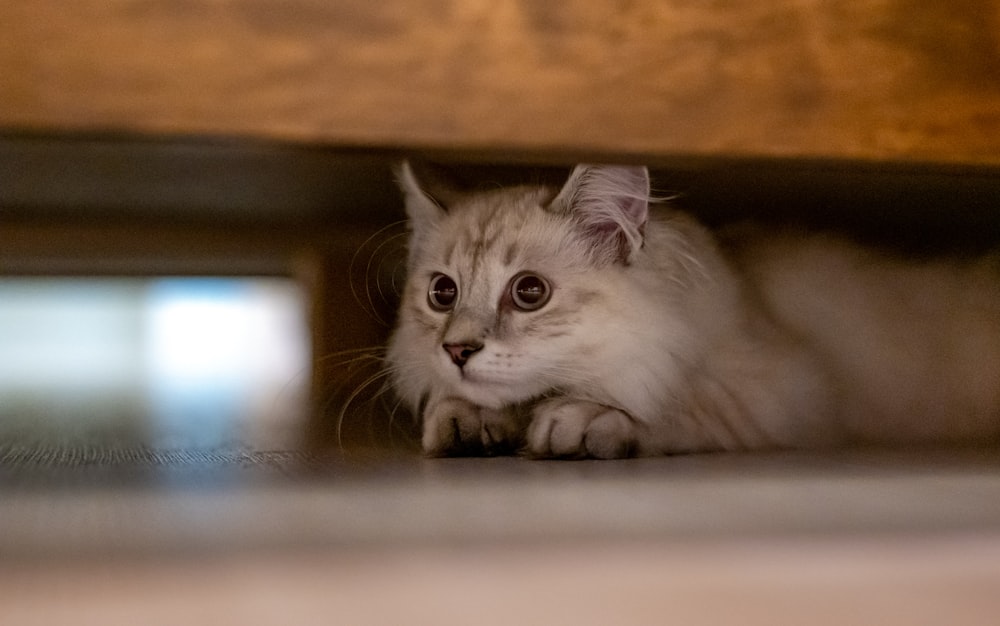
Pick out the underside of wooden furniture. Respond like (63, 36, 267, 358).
(3, 1, 1000, 165)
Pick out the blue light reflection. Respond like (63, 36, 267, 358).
(0, 278, 310, 449)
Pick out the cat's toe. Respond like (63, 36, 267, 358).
(526, 400, 584, 457)
(547, 413, 590, 457)
(527, 398, 632, 459)
(423, 398, 480, 456)
(583, 410, 636, 459)
(479, 411, 522, 456)
(424, 417, 469, 457)
(423, 399, 523, 457)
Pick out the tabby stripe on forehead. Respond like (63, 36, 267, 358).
(443, 240, 457, 267)
(468, 229, 503, 282)
(504, 242, 518, 266)
(479, 201, 505, 232)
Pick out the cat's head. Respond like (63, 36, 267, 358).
(388, 162, 650, 412)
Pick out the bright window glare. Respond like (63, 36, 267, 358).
(0, 281, 144, 390)
(0, 278, 310, 448)
(146, 279, 305, 389)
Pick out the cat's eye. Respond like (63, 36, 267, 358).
(427, 273, 458, 311)
(510, 273, 551, 311)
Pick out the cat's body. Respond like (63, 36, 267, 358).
(387, 163, 1000, 458)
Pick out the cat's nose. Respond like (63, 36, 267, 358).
(443, 342, 484, 368)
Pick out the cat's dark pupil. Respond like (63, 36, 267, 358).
(514, 275, 547, 308)
(429, 274, 457, 310)
(517, 277, 544, 301)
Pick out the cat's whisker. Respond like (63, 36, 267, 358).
(380, 253, 408, 302)
(385, 395, 412, 443)
(305, 345, 405, 452)
(315, 345, 388, 358)
(370, 235, 409, 320)
(314, 340, 422, 453)
(314, 347, 388, 369)
(349, 221, 409, 326)
(332, 367, 401, 453)
(367, 379, 418, 451)
(388, 261, 404, 297)
(365, 227, 409, 326)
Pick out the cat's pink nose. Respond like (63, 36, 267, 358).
(443, 342, 483, 368)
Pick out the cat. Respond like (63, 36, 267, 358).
(386, 162, 1000, 458)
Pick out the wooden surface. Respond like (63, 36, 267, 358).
(5, 536, 1000, 626)
(3, 1, 1000, 164)
(3, 449, 1000, 625)
(5, 450, 1000, 555)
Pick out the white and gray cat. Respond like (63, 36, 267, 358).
(387, 162, 1000, 458)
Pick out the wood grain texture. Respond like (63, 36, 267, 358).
(3, 1, 1000, 163)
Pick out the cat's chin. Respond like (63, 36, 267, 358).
(451, 378, 536, 411)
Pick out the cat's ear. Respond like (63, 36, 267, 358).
(547, 164, 650, 265)
(396, 160, 463, 230)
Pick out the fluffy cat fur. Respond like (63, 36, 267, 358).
(387, 162, 1000, 458)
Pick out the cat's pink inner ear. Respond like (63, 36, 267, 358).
(554, 165, 650, 263)
(611, 169, 650, 230)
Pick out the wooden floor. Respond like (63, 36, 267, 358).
(3, 427, 1000, 624)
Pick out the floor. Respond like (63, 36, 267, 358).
(3, 428, 1000, 625)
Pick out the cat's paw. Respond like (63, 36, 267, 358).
(526, 398, 637, 459)
(422, 397, 523, 457)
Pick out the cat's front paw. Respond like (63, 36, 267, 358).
(526, 398, 637, 459)
(422, 397, 523, 457)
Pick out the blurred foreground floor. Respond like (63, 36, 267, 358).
(2, 438, 1000, 624)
